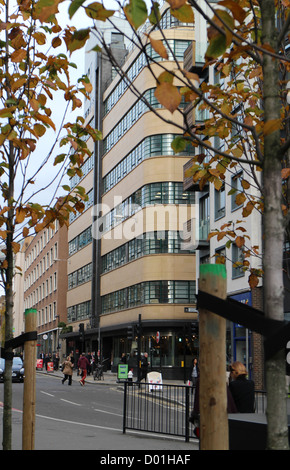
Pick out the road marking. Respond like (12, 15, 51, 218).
(40, 391, 54, 397)
(94, 408, 123, 417)
(35, 413, 121, 432)
(61, 399, 81, 406)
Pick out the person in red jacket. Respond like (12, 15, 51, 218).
(78, 352, 89, 386)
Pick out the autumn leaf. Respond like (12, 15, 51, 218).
(85, 2, 115, 21)
(67, 28, 90, 54)
(219, 0, 246, 24)
(281, 168, 290, 179)
(235, 236, 245, 248)
(15, 207, 27, 224)
(34, 0, 62, 23)
(171, 4, 194, 23)
(166, 0, 187, 8)
(11, 49, 27, 63)
(263, 119, 281, 136)
(154, 82, 181, 113)
(147, 35, 168, 59)
(249, 273, 259, 288)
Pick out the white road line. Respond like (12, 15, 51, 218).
(40, 391, 54, 397)
(35, 413, 121, 432)
(61, 399, 82, 406)
(94, 408, 123, 417)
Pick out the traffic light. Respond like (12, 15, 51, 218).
(127, 325, 134, 340)
(191, 322, 199, 336)
(136, 323, 142, 337)
(79, 323, 85, 342)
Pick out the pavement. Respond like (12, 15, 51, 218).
(36, 367, 187, 388)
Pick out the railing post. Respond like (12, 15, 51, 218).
(185, 385, 189, 442)
(123, 381, 127, 434)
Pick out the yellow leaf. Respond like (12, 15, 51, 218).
(15, 207, 27, 223)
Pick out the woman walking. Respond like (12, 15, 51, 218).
(61, 356, 74, 386)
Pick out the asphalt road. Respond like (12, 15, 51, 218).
(0, 374, 199, 455)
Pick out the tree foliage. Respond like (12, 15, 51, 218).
(64, 0, 290, 450)
(0, 0, 101, 450)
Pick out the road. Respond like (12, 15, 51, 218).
(0, 373, 199, 454)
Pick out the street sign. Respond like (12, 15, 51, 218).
(118, 363, 128, 380)
(156, 331, 160, 343)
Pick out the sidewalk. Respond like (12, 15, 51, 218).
(37, 367, 187, 387)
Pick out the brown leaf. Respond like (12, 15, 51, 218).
(154, 82, 181, 113)
(248, 273, 259, 288)
(148, 36, 168, 59)
(235, 236, 245, 248)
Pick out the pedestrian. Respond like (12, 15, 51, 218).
(78, 352, 89, 386)
(140, 352, 149, 381)
(229, 361, 255, 413)
(53, 352, 60, 371)
(121, 353, 127, 364)
(189, 357, 199, 393)
(44, 353, 49, 371)
(86, 352, 92, 375)
(188, 376, 237, 438)
(61, 356, 74, 385)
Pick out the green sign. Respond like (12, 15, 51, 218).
(118, 363, 128, 379)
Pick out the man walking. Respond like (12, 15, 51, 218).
(78, 352, 89, 386)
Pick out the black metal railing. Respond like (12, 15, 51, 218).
(123, 382, 267, 442)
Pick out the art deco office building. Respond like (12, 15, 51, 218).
(65, 11, 198, 378)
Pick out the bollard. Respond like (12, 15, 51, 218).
(198, 264, 228, 450)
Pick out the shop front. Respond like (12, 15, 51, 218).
(109, 324, 199, 381)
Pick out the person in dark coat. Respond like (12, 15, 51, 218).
(229, 361, 255, 413)
(140, 353, 149, 381)
(189, 376, 238, 438)
(78, 352, 89, 386)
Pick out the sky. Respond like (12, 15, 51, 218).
(21, 0, 119, 209)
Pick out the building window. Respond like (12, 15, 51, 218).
(231, 171, 243, 211)
(232, 243, 245, 279)
(215, 246, 226, 264)
(214, 183, 225, 220)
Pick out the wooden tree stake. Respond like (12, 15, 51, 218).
(199, 264, 228, 450)
(22, 308, 37, 450)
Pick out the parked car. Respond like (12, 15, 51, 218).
(0, 357, 25, 382)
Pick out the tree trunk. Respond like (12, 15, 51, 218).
(260, 0, 289, 449)
(2, 137, 15, 450)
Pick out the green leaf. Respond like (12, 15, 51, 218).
(206, 33, 227, 59)
(170, 4, 194, 23)
(68, 28, 90, 54)
(149, 2, 161, 25)
(68, 0, 87, 19)
(54, 153, 66, 165)
(62, 185, 71, 192)
(85, 2, 115, 20)
(124, 0, 148, 30)
(171, 136, 187, 153)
